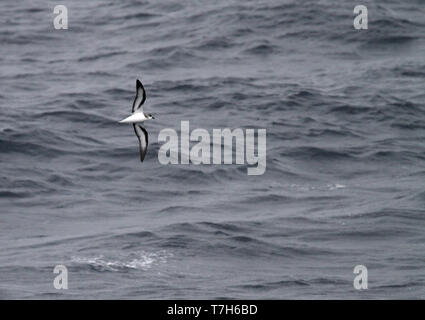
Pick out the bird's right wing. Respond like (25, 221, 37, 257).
(131, 79, 147, 113)
(133, 124, 148, 162)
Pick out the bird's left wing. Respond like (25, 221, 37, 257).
(133, 124, 148, 162)
(131, 79, 147, 113)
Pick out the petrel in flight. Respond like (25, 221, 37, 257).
(119, 79, 155, 162)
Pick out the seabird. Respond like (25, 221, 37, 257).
(119, 79, 155, 162)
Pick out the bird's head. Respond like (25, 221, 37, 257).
(147, 114, 155, 120)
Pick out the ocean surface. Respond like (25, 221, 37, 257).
(1, 0, 425, 299)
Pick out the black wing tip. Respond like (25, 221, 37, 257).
(136, 79, 143, 87)
(140, 144, 147, 162)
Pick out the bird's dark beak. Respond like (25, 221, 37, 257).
(152, 116, 155, 119)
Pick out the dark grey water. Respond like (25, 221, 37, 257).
(1, 0, 425, 299)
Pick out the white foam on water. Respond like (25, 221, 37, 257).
(71, 250, 171, 272)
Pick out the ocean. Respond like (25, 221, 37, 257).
(0, 0, 424, 299)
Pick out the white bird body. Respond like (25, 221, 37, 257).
(119, 111, 149, 123)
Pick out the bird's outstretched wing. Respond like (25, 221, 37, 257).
(133, 124, 148, 162)
(131, 79, 147, 113)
